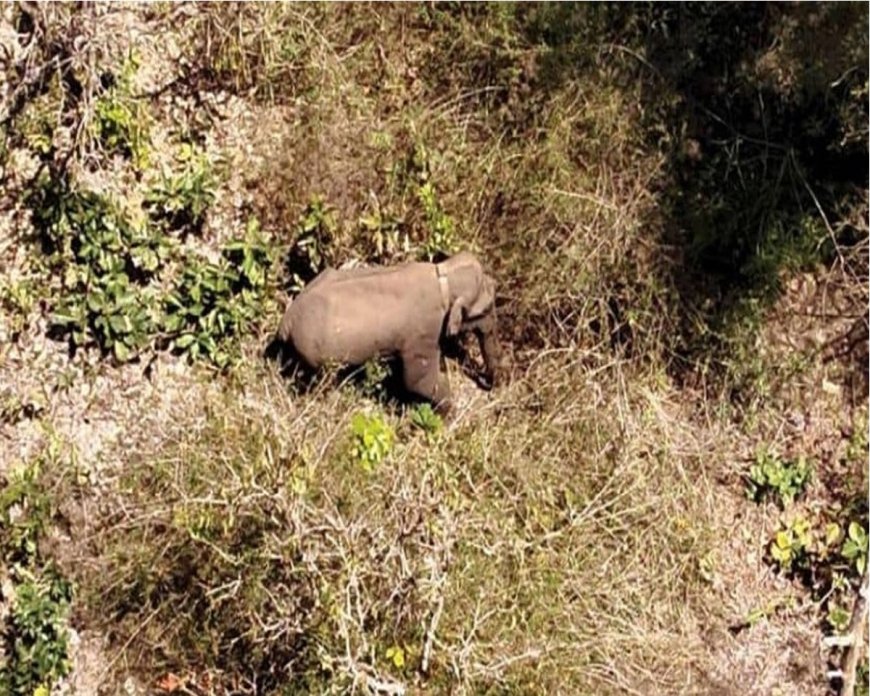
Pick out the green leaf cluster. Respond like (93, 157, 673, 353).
(0, 459, 73, 695)
(359, 208, 408, 263)
(417, 180, 458, 261)
(842, 521, 868, 576)
(769, 517, 813, 573)
(93, 55, 150, 168)
(769, 516, 868, 580)
(286, 196, 337, 291)
(164, 219, 274, 368)
(28, 176, 167, 362)
(27, 171, 274, 368)
(145, 142, 218, 235)
(410, 403, 443, 442)
(350, 413, 395, 472)
(746, 451, 812, 506)
(359, 358, 392, 399)
(0, 566, 73, 696)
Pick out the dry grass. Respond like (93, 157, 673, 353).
(0, 3, 866, 695)
(62, 355, 725, 694)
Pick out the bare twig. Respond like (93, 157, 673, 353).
(840, 569, 869, 696)
(421, 593, 444, 674)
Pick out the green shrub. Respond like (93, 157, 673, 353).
(359, 358, 393, 399)
(286, 197, 338, 291)
(826, 601, 851, 634)
(858, 660, 869, 696)
(163, 218, 275, 367)
(350, 412, 395, 472)
(417, 180, 458, 261)
(27, 173, 274, 367)
(93, 55, 150, 168)
(398, 142, 459, 262)
(0, 457, 73, 696)
(359, 207, 408, 263)
(16, 84, 62, 159)
(768, 515, 868, 582)
(1, 460, 52, 560)
(841, 521, 868, 576)
(0, 566, 73, 696)
(28, 175, 168, 362)
(769, 516, 813, 573)
(746, 451, 812, 506)
(0, 276, 41, 338)
(145, 142, 218, 235)
(410, 403, 443, 442)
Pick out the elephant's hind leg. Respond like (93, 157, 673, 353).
(400, 348, 451, 414)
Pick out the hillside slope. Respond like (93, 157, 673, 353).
(0, 4, 867, 695)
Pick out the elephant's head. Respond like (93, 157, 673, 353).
(438, 252, 496, 336)
(437, 252, 504, 387)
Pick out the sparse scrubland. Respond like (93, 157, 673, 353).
(0, 3, 867, 695)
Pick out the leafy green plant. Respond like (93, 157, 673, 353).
(0, 457, 73, 695)
(28, 175, 168, 362)
(841, 521, 868, 575)
(1, 460, 52, 560)
(163, 262, 239, 367)
(27, 172, 274, 367)
(417, 180, 458, 261)
(222, 217, 274, 290)
(162, 218, 274, 368)
(769, 516, 812, 573)
(92, 54, 150, 168)
(145, 141, 218, 235)
(381, 142, 459, 262)
(746, 451, 812, 506)
(385, 644, 406, 670)
(0, 275, 41, 337)
(826, 602, 851, 634)
(0, 566, 73, 696)
(745, 595, 794, 627)
(16, 81, 62, 158)
(359, 208, 409, 263)
(410, 403, 443, 441)
(54, 273, 159, 363)
(350, 412, 395, 472)
(286, 197, 337, 291)
(768, 515, 868, 580)
(857, 660, 869, 696)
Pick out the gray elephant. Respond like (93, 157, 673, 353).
(277, 251, 504, 413)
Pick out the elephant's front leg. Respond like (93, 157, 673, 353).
(401, 348, 452, 415)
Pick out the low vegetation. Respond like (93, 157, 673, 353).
(0, 3, 866, 695)
(0, 446, 74, 694)
(746, 450, 813, 507)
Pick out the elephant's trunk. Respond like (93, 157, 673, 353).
(474, 309, 504, 387)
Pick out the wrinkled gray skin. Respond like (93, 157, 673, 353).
(278, 251, 503, 414)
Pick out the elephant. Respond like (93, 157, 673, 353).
(277, 251, 504, 414)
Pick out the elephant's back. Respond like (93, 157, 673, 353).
(287, 263, 442, 365)
(287, 287, 403, 366)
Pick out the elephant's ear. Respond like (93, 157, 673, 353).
(446, 300, 465, 336)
